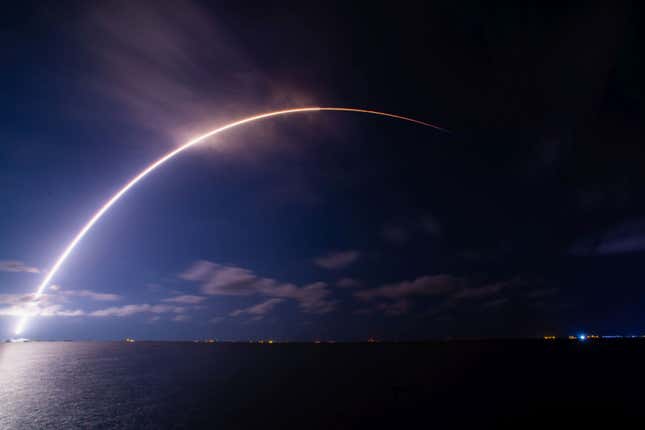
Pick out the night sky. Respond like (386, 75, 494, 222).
(1, 1, 644, 340)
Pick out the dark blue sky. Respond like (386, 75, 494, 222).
(1, 1, 644, 340)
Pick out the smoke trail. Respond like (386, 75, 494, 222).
(14, 107, 446, 335)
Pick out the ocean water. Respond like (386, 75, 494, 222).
(1, 341, 643, 429)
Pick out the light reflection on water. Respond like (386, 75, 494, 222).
(1, 342, 140, 428)
(0, 342, 246, 429)
(4, 340, 641, 429)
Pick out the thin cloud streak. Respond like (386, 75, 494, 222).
(0, 292, 84, 318)
(313, 250, 360, 270)
(355, 276, 520, 316)
(181, 260, 337, 314)
(570, 218, 645, 256)
(82, 0, 317, 144)
(162, 295, 208, 304)
(0, 305, 85, 318)
(90, 304, 186, 317)
(61, 289, 121, 301)
(230, 298, 285, 318)
(0, 260, 40, 274)
(355, 275, 460, 301)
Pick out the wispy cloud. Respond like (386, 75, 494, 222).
(294, 282, 337, 314)
(230, 298, 285, 318)
(77, 1, 353, 211)
(0, 260, 39, 274)
(355, 275, 460, 301)
(355, 276, 521, 316)
(162, 295, 207, 304)
(2, 287, 119, 306)
(570, 218, 645, 256)
(61, 289, 121, 301)
(181, 260, 337, 314)
(313, 250, 360, 270)
(0, 293, 85, 318)
(183, 261, 294, 297)
(82, 0, 317, 143)
(90, 304, 185, 317)
(0, 293, 39, 305)
(0, 290, 195, 321)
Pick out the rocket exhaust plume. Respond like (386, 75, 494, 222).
(14, 107, 446, 335)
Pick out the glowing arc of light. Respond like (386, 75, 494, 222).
(14, 107, 445, 335)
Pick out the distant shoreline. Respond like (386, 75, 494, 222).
(5, 336, 645, 344)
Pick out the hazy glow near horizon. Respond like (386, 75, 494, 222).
(14, 107, 445, 335)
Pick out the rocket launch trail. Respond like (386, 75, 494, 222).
(14, 107, 446, 335)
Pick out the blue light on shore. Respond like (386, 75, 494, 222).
(578, 334, 586, 341)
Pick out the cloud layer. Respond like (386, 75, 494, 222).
(181, 260, 336, 315)
(82, 0, 318, 144)
(0, 290, 185, 321)
(90, 304, 185, 317)
(355, 275, 460, 301)
(230, 298, 284, 318)
(570, 218, 645, 256)
(0, 260, 39, 274)
(313, 250, 360, 270)
(354, 275, 521, 316)
(61, 289, 121, 301)
(162, 295, 208, 304)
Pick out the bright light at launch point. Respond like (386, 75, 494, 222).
(14, 107, 445, 335)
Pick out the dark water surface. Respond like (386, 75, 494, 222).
(1, 341, 643, 429)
